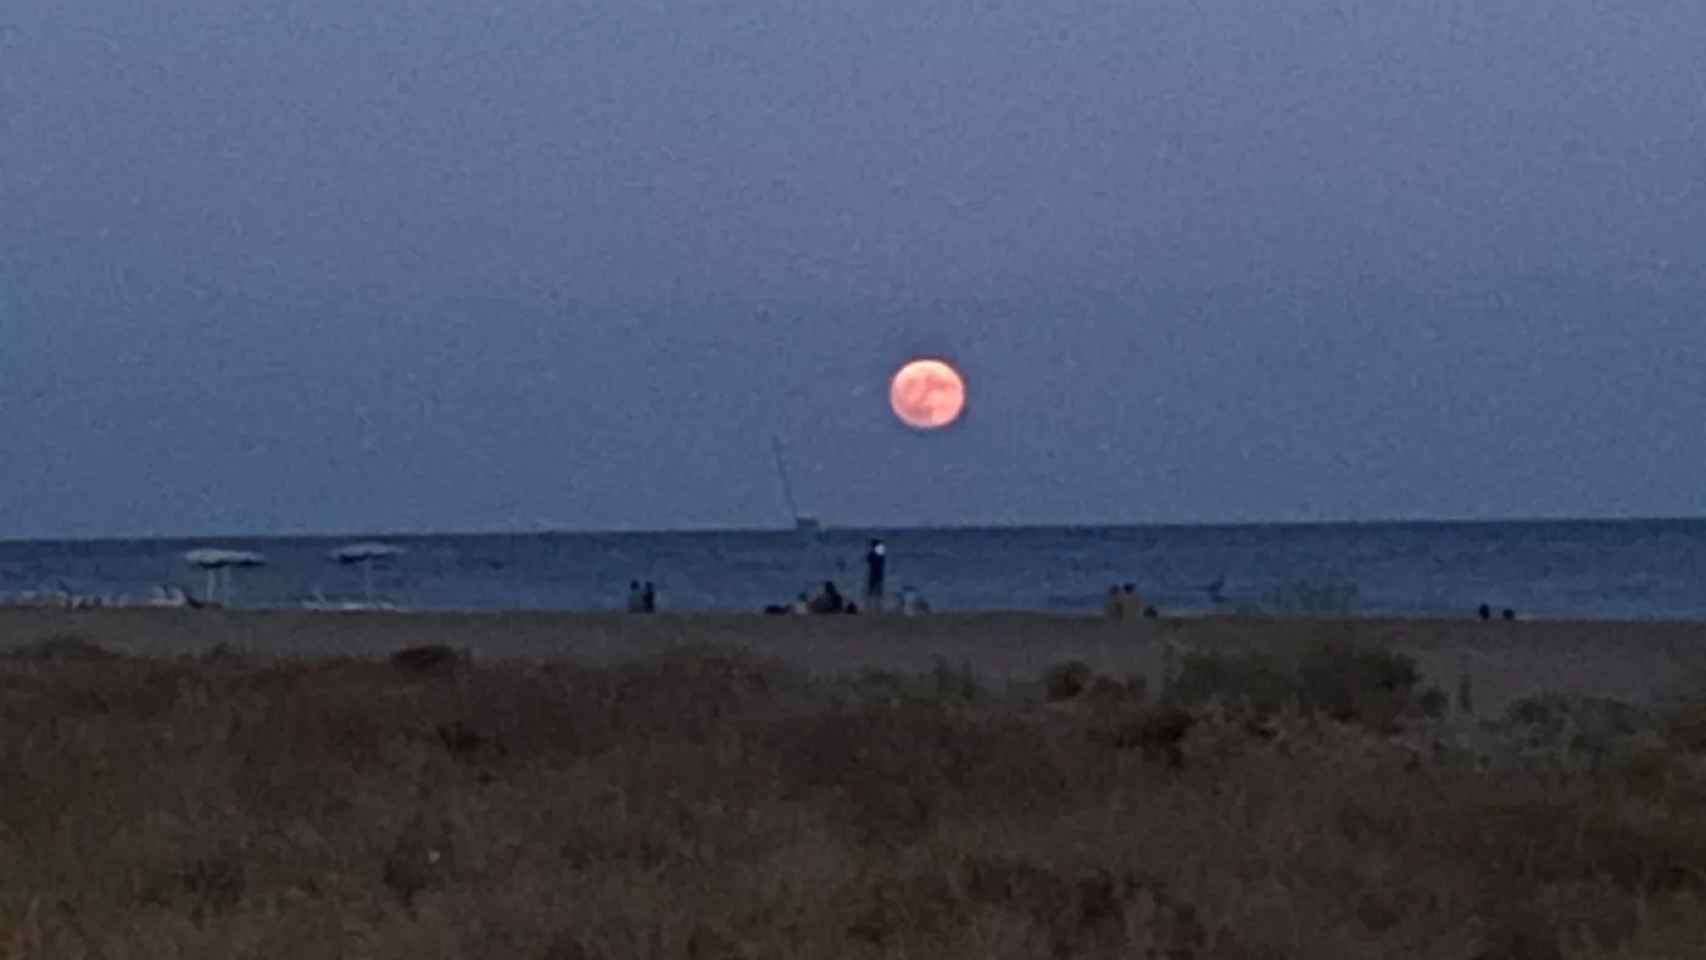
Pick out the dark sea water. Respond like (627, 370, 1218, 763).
(3, 520, 1706, 620)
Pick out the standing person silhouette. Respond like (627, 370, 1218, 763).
(864, 539, 887, 614)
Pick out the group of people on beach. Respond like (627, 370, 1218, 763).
(761, 538, 930, 616)
(788, 581, 861, 615)
(624, 539, 930, 616)
(625, 580, 658, 613)
(1104, 583, 1158, 620)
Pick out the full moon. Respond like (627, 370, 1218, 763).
(889, 358, 966, 430)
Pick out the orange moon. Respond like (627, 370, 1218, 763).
(889, 358, 966, 430)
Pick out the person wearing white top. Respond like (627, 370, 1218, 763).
(864, 539, 888, 614)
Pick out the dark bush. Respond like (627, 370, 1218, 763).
(1044, 660, 1094, 701)
(1166, 643, 1422, 733)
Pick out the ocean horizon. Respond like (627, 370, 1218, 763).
(4, 516, 1706, 620)
(8, 512, 1706, 545)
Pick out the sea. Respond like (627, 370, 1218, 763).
(4, 519, 1706, 620)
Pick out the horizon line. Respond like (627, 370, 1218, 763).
(3, 512, 1704, 546)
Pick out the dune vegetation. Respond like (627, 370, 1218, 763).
(2, 631, 1706, 958)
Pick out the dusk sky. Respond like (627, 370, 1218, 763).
(3, 0, 1705, 538)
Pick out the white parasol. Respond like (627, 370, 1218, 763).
(183, 548, 265, 605)
(329, 541, 405, 604)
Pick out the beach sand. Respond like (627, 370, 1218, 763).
(5, 608, 1703, 714)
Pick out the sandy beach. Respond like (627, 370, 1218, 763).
(6, 607, 1704, 715)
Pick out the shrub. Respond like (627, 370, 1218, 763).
(388, 644, 467, 675)
(1417, 685, 1449, 718)
(1167, 650, 1295, 714)
(5, 633, 122, 661)
(931, 656, 981, 702)
(1296, 643, 1420, 731)
(1165, 643, 1422, 733)
(1043, 660, 1094, 701)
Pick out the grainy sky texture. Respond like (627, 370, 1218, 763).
(3, 1, 1705, 537)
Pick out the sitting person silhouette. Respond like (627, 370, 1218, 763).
(808, 581, 845, 614)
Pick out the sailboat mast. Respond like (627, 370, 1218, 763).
(771, 435, 801, 525)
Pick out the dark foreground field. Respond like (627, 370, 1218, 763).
(5, 623, 1706, 958)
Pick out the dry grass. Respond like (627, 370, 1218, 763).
(3, 634, 1706, 958)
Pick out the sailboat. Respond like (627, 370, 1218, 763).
(771, 436, 823, 535)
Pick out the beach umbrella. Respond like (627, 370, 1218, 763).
(329, 541, 405, 604)
(183, 548, 265, 605)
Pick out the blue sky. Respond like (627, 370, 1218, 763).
(3, 0, 1704, 537)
